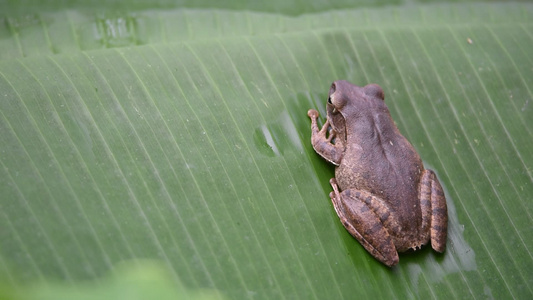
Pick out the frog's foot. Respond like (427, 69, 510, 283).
(329, 179, 399, 267)
(308, 109, 329, 138)
(308, 110, 342, 165)
(419, 169, 448, 253)
(307, 110, 336, 143)
(329, 178, 343, 218)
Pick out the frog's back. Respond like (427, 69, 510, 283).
(371, 120, 424, 207)
(336, 109, 424, 234)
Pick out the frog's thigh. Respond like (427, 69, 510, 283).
(331, 187, 399, 266)
(419, 169, 448, 253)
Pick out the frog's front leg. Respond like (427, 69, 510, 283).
(329, 178, 399, 266)
(307, 109, 343, 165)
(419, 169, 448, 253)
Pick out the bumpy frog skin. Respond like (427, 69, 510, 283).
(308, 80, 448, 267)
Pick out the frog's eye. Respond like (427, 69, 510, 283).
(329, 82, 336, 95)
(364, 84, 385, 101)
(328, 82, 336, 104)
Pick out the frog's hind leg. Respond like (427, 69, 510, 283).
(329, 178, 399, 267)
(419, 170, 448, 253)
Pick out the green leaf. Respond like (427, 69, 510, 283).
(0, 261, 225, 300)
(1, 1, 532, 299)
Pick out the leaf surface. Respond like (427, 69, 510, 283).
(0, 1, 532, 299)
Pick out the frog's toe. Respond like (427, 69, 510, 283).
(329, 178, 341, 198)
(307, 109, 319, 118)
(329, 177, 338, 187)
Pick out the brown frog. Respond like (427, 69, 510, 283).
(308, 80, 447, 267)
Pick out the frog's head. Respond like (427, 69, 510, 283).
(327, 80, 385, 122)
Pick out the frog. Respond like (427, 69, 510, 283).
(307, 80, 447, 267)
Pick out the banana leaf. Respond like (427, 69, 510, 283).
(0, 1, 532, 299)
